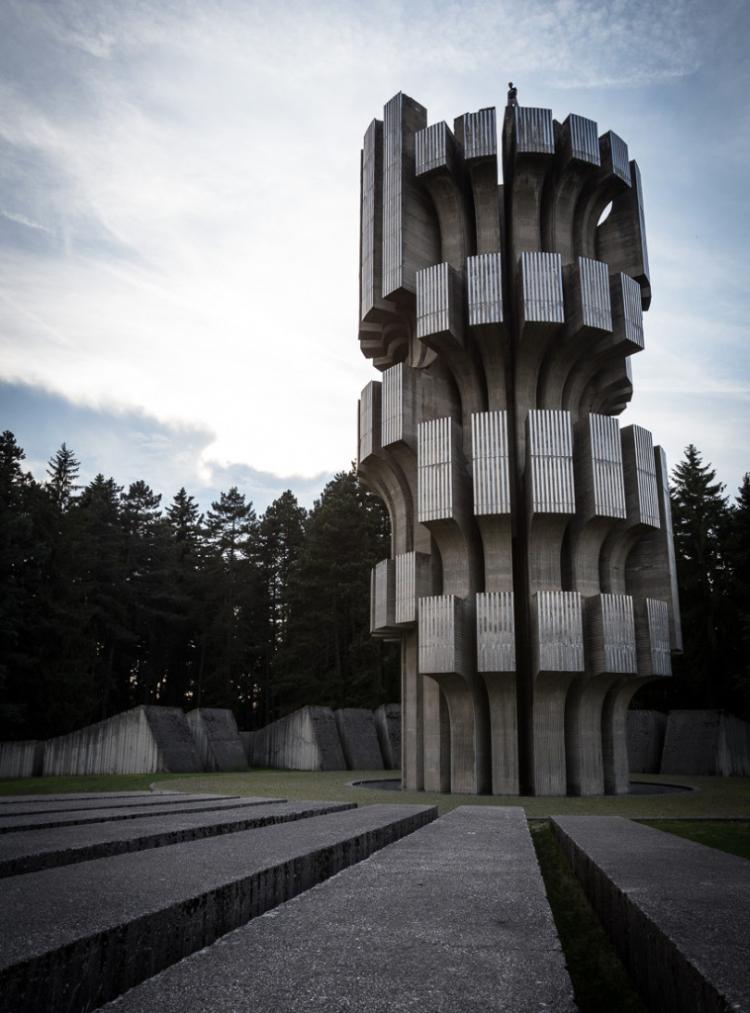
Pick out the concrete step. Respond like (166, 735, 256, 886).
(0, 800, 354, 877)
(0, 791, 176, 805)
(102, 806, 576, 1013)
(552, 815, 750, 1013)
(0, 795, 284, 834)
(0, 803, 435, 1013)
(0, 792, 236, 816)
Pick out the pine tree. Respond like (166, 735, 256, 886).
(45, 443, 80, 510)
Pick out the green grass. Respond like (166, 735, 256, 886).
(529, 821, 647, 1013)
(0, 772, 204, 796)
(640, 819, 750, 860)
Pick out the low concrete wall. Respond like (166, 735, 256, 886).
(626, 710, 666, 773)
(249, 706, 346, 770)
(335, 709, 384, 770)
(373, 704, 401, 770)
(186, 709, 247, 772)
(43, 706, 203, 776)
(660, 709, 750, 776)
(238, 731, 252, 763)
(0, 740, 44, 779)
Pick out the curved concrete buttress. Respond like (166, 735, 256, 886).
(400, 629, 423, 790)
(573, 130, 632, 260)
(503, 105, 556, 266)
(454, 107, 502, 255)
(597, 159, 651, 310)
(541, 114, 601, 264)
(415, 121, 475, 271)
(467, 253, 509, 411)
(477, 590, 519, 793)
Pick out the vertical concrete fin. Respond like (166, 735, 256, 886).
(476, 591, 515, 671)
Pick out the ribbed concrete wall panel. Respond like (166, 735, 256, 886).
(636, 598, 671, 676)
(567, 114, 600, 165)
(528, 410, 575, 514)
(622, 425, 660, 528)
(467, 253, 503, 326)
(533, 591, 585, 672)
(655, 446, 683, 650)
(632, 161, 651, 282)
(371, 558, 396, 632)
(578, 257, 612, 332)
(476, 591, 515, 672)
(335, 709, 385, 770)
(515, 106, 555, 154)
(520, 252, 564, 324)
(619, 272, 645, 349)
(603, 131, 631, 185)
(415, 121, 453, 176)
(416, 262, 462, 339)
(360, 119, 383, 321)
(418, 595, 463, 674)
(381, 364, 404, 447)
(472, 411, 511, 515)
(461, 106, 497, 160)
(586, 594, 637, 675)
(250, 706, 346, 771)
(0, 740, 43, 779)
(373, 703, 401, 769)
(588, 414, 626, 519)
(186, 709, 247, 773)
(358, 381, 382, 464)
(395, 551, 431, 625)
(418, 417, 459, 522)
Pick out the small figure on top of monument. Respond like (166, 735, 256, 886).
(507, 81, 517, 106)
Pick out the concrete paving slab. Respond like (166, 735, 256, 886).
(0, 795, 284, 834)
(0, 801, 354, 877)
(0, 791, 178, 806)
(0, 803, 435, 1013)
(552, 815, 750, 1013)
(0, 792, 234, 817)
(104, 806, 576, 1013)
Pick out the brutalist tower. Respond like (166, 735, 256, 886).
(356, 93, 681, 796)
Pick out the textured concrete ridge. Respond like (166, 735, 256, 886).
(0, 792, 235, 818)
(552, 815, 750, 1013)
(0, 803, 435, 1013)
(335, 708, 385, 769)
(626, 709, 666, 772)
(248, 706, 347, 770)
(660, 709, 750, 776)
(186, 708, 248, 772)
(374, 703, 401, 769)
(0, 740, 44, 778)
(0, 800, 342, 877)
(0, 795, 277, 834)
(102, 807, 575, 1013)
(0, 791, 171, 805)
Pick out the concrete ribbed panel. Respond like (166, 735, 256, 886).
(637, 598, 672, 676)
(514, 106, 555, 155)
(471, 411, 511, 515)
(371, 559, 396, 632)
(467, 253, 503, 326)
(520, 252, 564, 325)
(602, 131, 631, 186)
(567, 114, 600, 165)
(358, 381, 382, 464)
(382, 363, 416, 448)
(415, 121, 454, 176)
(416, 262, 462, 339)
(461, 106, 497, 160)
(418, 595, 463, 674)
(632, 161, 651, 283)
(655, 446, 683, 651)
(622, 425, 660, 528)
(382, 95, 404, 298)
(588, 414, 626, 519)
(586, 594, 637, 675)
(578, 258, 612, 332)
(533, 591, 584, 672)
(417, 417, 459, 523)
(395, 551, 431, 625)
(528, 410, 576, 515)
(476, 592, 515, 672)
(619, 272, 644, 350)
(360, 119, 383, 321)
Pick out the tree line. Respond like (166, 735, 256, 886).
(0, 432, 398, 740)
(0, 431, 748, 742)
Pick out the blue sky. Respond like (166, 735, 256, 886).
(0, 0, 748, 511)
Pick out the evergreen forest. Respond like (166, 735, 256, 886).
(0, 431, 748, 741)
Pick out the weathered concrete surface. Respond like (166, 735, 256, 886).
(43, 706, 203, 775)
(0, 804, 435, 1013)
(186, 708, 248, 772)
(0, 801, 351, 877)
(335, 708, 385, 770)
(661, 709, 750, 776)
(373, 703, 401, 769)
(552, 815, 750, 1013)
(238, 730, 252, 762)
(102, 807, 575, 1013)
(0, 740, 44, 779)
(0, 795, 281, 834)
(626, 709, 666, 773)
(0, 791, 177, 805)
(249, 706, 346, 770)
(0, 792, 235, 817)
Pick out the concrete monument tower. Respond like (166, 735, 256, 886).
(356, 91, 681, 796)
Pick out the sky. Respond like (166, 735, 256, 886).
(0, 0, 748, 512)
